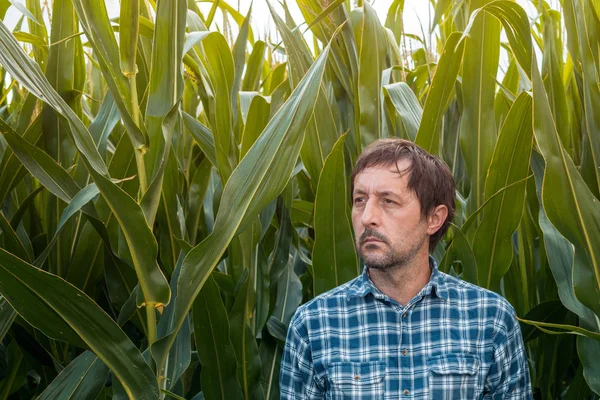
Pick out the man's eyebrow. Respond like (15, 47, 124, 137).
(375, 190, 400, 198)
(352, 189, 400, 198)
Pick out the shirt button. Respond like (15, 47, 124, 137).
(404, 389, 410, 395)
(354, 375, 360, 381)
(402, 348, 408, 356)
(402, 313, 407, 318)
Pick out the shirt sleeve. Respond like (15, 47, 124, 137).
(279, 313, 325, 399)
(485, 305, 533, 399)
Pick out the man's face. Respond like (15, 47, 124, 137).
(351, 162, 429, 271)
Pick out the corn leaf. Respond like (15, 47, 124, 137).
(473, 93, 533, 289)
(37, 351, 109, 400)
(269, 4, 338, 191)
(152, 39, 332, 372)
(313, 134, 358, 295)
(0, 249, 159, 399)
(415, 32, 465, 154)
(193, 275, 243, 400)
(532, 54, 600, 321)
(382, 81, 422, 141)
(355, 1, 388, 149)
(459, 0, 501, 215)
(0, 20, 170, 308)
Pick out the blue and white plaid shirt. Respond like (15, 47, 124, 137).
(280, 258, 533, 399)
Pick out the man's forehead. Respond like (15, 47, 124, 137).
(353, 165, 411, 192)
(354, 162, 411, 180)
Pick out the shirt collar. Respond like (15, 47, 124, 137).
(346, 255, 449, 302)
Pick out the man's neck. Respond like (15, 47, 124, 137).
(367, 254, 432, 307)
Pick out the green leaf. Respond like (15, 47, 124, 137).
(458, 0, 501, 216)
(449, 224, 478, 285)
(313, 134, 358, 295)
(0, 296, 16, 342)
(182, 111, 218, 168)
(227, 271, 264, 400)
(0, 21, 108, 175)
(185, 159, 212, 245)
(32, 183, 101, 268)
(240, 94, 270, 160)
(38, 351, 109, 400)
(231, 5, 251, 119)
(0, 211, 30, 262)
(44, 0, 79, 168)
(119, 0, 139, 75)
(577, 337, 600, 395)
(355, 1, 388, 149)
(8, 0, 40, 25)
(70, 0, 147, 151)
(414, 32, 465, 155)
(0, 249, 159, 399)
(259, 334, 282, 400)
(269, 4, 338, 191)
(0, 24, 171, 307)
(0, 114, 43, 205)
(153, 36, 333, 374)
(144, 0, 186, 178)
(185, 31, 236, 182)
(431, 0, 451, 31)
(241, 40, 265, 92)
(0, 0, 9, 19)
(193, 275, 243, 400)
(382, 81, 422, 141)
(155, 256, 191, 389)
(88, 90, 120, 157)
(530, 152, 597, 325)
(571, 0, 600, 193)
(532, 50, 600, 321)
(384, 0, 405, 45)
(473, 93, 533, 289)
(519, 300, 570, 343)
(12, 30, 46, 50)
(268, 254, 303, 341)
(0, 117, 81, 204)
(517, 318, 600, 342)
(462, 1, 532, 78)
(540, 9, 570, 152)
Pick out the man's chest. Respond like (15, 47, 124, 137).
(307, 299, 495, 399)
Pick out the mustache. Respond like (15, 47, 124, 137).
(359, 229, 388, 245)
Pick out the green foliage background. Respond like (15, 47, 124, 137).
(0, 0, 599, 398)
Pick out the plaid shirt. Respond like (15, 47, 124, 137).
(280, 258, 533, 399)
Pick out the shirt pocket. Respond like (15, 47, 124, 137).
(427, 353, 481, 400)
(326, 361, 385, 400)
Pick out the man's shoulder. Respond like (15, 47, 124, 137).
(290, 277, 361, 324)
(438, 271, 518, 324)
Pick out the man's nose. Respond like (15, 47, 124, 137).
(361, 199, 380, 227)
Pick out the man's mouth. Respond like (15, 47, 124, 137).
(363, 237, 382, 243)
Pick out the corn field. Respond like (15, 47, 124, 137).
(0, 0, 599, 398)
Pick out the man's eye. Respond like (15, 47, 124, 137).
(383, 199, 395, 205)
(354, 197, 365, 204)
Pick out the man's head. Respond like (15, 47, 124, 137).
(351, 139, 455, 271)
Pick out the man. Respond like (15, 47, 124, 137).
(280, 139, 532, 399)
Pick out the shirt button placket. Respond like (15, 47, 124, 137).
(400, 307, 410, 397)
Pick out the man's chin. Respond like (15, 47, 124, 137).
(359, 253, 393, 270)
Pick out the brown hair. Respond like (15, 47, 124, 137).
(351, 139, 455, 252)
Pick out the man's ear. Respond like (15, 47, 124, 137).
(426, 205, 448, 235)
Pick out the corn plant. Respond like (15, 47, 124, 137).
(0, 0, 599, 399)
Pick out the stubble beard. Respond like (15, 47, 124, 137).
(357, 228, 426, 272)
